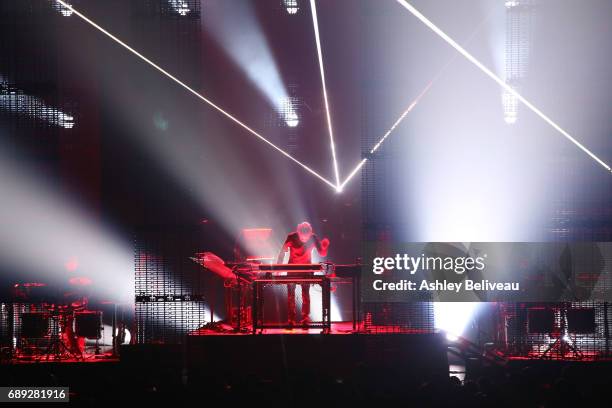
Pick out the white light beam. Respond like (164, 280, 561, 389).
(339, 81, 433, 190)
(310, 0, 342, 189)
(338, 5, 499, 190)
(339, 158, 366, 191)
(53, 0, 338, 190)
(396, 0, 612, 173)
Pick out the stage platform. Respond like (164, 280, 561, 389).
(189, 321, 353, 335)
(190, 321, 436, 335)
(122, 332, 450, 402)
(123, 332, 448, 372)
(4, 335, 612, 404)
(1, 332, 448, 404)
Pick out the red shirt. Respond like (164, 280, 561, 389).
(281, 232, 323, 264)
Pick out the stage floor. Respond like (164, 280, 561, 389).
(4, 335, 612, 405)
(6, 355, 119, 365)
(190, 321, 356, 335)
(189, 321, 435, 335)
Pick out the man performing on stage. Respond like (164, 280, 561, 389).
(277, 222, 330, 327)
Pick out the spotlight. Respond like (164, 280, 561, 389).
(395, 0, 612, 173)
(114, 327, 131, 345)
(59, 113, 75, 129)
(445, 333, 459, 342)
(55, 0, 337, 190)
(283, 0, 300, 15)
(0, 149, 133, 303)
(285, 113, 299, 127)
(203, 1, 305, 152)
(279, 96, 299, 127)
(0, 80, 76, 129)
(503, 1, 534, 125)
(52, 0, 74, 17)
(168, 0, 190, 16)
(434, 302, 479, 340)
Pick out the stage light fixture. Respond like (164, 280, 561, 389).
(396, 0, 612, 173)
(203, 1, 305, 154)
(279, 96, 299, 127)
(283, 0, 299, 15)
(502, 1, 534, 125)
(54, 0, 337, 190)
(0, 80, 75, 129)
(286, 113, 299, 128)
(168, 0, 190, 16)
(311, 0, 341, 189)
(52, 0, 73, 16)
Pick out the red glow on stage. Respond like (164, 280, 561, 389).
(68, 276, 93, 286)
(245, 256, 275, 262)
(235, 228, 276, 262)
(65, 256, 79, 272)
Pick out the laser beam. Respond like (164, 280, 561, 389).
(53, 0, 338, 190)
(338, 80, 433, 191)
(338, 5, 499, 191)
(370, 80, 433, 155)
(338, 158, 366, 192)
(396, 0, 612, 173)
(311, 0, 342, 189)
